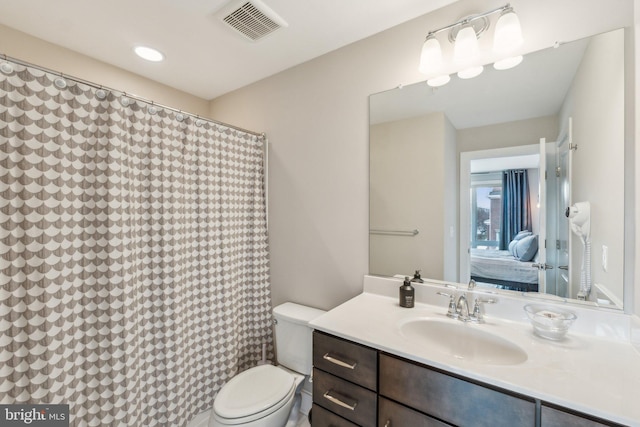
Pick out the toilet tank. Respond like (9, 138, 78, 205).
(273, 302, 326, 375)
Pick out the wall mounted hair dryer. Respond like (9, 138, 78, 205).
(565, 201, 590, 240)
(565, 201, 591, 300)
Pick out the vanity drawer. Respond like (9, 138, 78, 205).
(378, 397, 453, 427)
(541, 404, 626, 427)
(313, 368, 377, 426)
(312, 404, 359, 427)
(313, 331, 377, 391)
(379, 353, 536, 427)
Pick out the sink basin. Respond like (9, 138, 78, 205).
(399, 318, 528, 366)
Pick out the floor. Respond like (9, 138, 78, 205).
(188, 405, 311, 427)
(294, 410, 311, 427)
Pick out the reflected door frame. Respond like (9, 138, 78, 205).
(459, 144, 541, 284)
(554, 117, 573, 298)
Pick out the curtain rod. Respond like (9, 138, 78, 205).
(1, 53, 266, 139)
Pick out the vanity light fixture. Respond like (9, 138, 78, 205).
(454, 24, 484, 79)
(419, 35, 443, 75)
(419, 3, 523, 86)
(420, 35, 451, 87)
(494, 55, 523, 70)
(427, 75, 451, 87)
(493, 6, 523, 54)
(134, 46, 165, 62)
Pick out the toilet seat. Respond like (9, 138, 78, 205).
(213, 365, 296, 424)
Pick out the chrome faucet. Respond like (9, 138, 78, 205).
(471, 298, 497, 323)
(437, 292, 458, 319)
(438, 290, 497, 323)
(456, 293, 470, 321)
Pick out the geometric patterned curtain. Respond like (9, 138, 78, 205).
(0, 60, 272, 426)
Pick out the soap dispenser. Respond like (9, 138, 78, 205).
(399, 276, 415, 308)
(411, 270, 424, 283)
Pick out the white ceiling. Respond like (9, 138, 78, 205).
(0, 0, 459, 100)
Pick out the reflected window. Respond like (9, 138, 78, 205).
(470, 173, 502, 249)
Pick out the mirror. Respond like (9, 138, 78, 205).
(369, 28, 626, 309)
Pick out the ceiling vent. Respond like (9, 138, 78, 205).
(217, 0, 288, 42)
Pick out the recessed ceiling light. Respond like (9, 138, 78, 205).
(134, 46, 164, 62)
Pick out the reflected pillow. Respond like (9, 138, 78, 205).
(513, 230, 532, 241)
(514, 234, 538, 262)
(508, 231, 532, 256)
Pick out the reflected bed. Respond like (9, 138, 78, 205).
(470, 248, 538, 292)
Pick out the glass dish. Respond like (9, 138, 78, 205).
(523, 304, 577, 340)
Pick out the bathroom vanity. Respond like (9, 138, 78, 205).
(309, 276, 640, 427)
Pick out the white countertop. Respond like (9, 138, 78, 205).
(309, 277, 640, 426)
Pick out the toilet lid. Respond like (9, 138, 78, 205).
(214, 365, 295, 419)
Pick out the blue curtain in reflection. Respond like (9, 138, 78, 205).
(500, 169, 532, 250)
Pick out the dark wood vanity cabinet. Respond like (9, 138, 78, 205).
(312, 331, 377, 426)
(379, 353, 535, 427)
(312, 404, 360, 427)
(378, 397, 452, 427)
(312, 331, 625, 427)
(540, 404, 627, 427)
(313, 330, 377, 390)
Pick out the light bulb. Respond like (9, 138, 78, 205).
(458, 66, 484, 79)
(493, 9, 523, 54)
(494, 55, 523, 70)
(427, 75, 451, 87)
(454, 25, 480, 65)
(419, 36, 443, 75)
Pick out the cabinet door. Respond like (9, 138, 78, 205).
(313, 368, 377, 426)
(313, 331, 378, 391)
(312, 404, 359, 427)
(378, 397, 453, 427)
(379, 354, 535, 427)
(541, 404, 626, 427)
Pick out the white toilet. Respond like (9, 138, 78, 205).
(209, 302, 325, 427)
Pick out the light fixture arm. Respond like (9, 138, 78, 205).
(424, 3, 512, 41)
(419, 2, 522, 86)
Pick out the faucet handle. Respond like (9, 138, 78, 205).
(471, 298, 496, 323)
(468, 279, 476, 290)
(437, 292, 458, 319)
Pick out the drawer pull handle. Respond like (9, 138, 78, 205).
(323, 390, 358, 411)
(323, 353, 357, 370)
(384, 421, 391, 427)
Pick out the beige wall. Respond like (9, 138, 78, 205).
(370, 113, 447, 280)
(634, 0, 639, 315)
(559, 29, 625, 302)
(443, 116, 458, 281)
(457, 116, 559, 154)
(210, 0, 635, 312)
(0, 24, 209, 117)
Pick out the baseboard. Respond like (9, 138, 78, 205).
(300, 389, 312, 416)
(632, 315, 640, 355)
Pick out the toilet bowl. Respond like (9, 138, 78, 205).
(209, 303, 325, 427)
(209, 364, 303, 427)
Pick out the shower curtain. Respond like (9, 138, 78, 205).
(0, 60, 273, 426)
